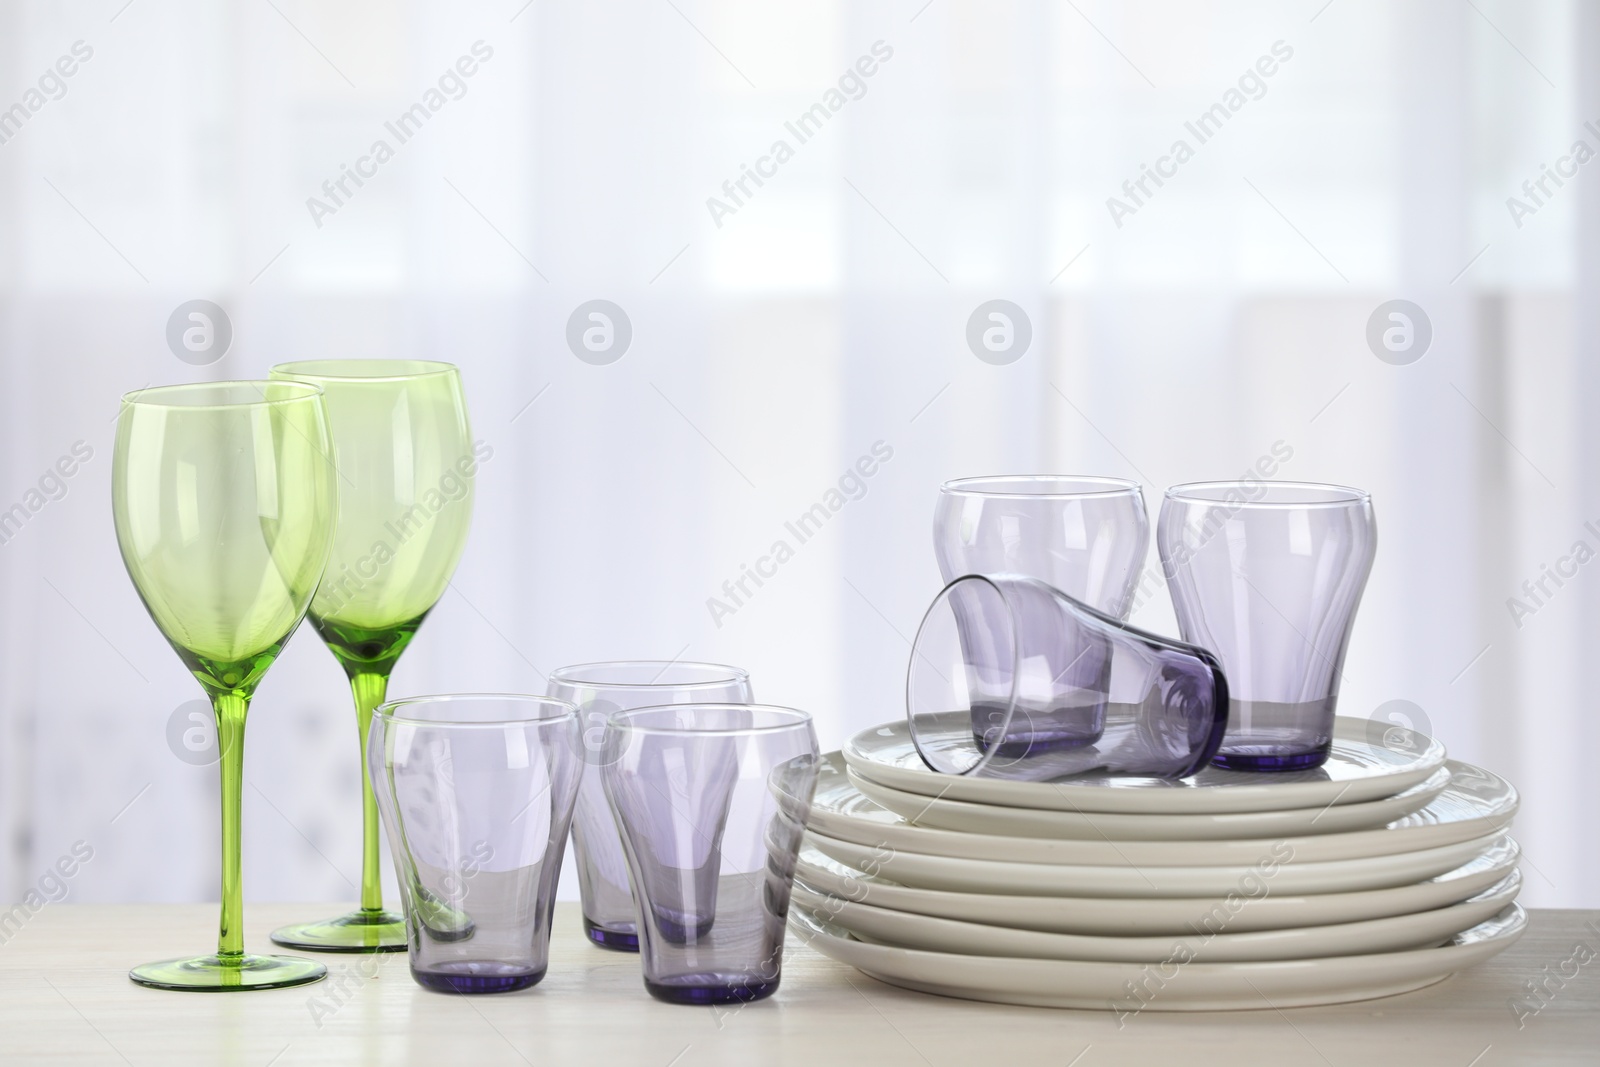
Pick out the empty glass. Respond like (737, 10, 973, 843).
(907, 575, 1228, 780)
(933, 476, 1150, 616)
(368, 695, 581, 993)
(934, 476, 1151, 750)
(546, 661, 752, 951)
(1158, 481, 1377, 771)
(602, 705, 819, 1005)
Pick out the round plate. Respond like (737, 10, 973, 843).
(792, 871, 1519, 963)
(789, 904, 1527, 1011)
(845, 716, 1447, 814)
(804, 827, 1510, 898)
(807, 754, 1516, 865)
(795, 839, 1519, 935)
(848, 764, 1452, 840)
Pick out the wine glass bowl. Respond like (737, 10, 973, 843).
(113, 381, 337, 990)
(266, 359, 477, 953)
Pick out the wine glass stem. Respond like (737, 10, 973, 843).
(214, 691, 249, 960)
(351, 672, 390, 914)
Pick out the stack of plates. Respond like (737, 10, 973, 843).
(788, 717, 1525, 1011)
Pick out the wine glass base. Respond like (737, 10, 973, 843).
(270, 910, 408, 953)
(130, 953, 327, 992)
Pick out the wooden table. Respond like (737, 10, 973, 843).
(0, 903, 1594, 1065)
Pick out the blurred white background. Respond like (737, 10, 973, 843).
(1, 0, 1596, 912)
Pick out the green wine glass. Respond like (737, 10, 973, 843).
(113, 381, 337, 991)
(266, 360, 476, 953)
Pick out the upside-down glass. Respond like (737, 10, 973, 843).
(268, 360, 476, 953)
(907, 575, 1228, 780)
(368, 695, 581, 993)
(934, 476, 1150, 749)
(602, 705, 819, 1005)
(1158, 481, 1377, 771)
(546, 661, 752, 952)
(113, 382, 336, 990)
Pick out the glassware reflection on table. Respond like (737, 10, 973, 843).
(933, 476, 1150, 751)
(1158, 481, 1377, 771)
(546, 661, 752, 952)
(113, 382, 337, 990)
(602, 705, 819, 1005)
(266, 360, 477, 953)
(369, 695, 581, 993)
(907, 574, 1228, 780)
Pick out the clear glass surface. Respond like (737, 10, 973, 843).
(1158, 481, 1377, 771)
(602, 705, 819, 1006)
(368, 695, 581, 993)
(546, 662, 751, 952)
(113, 381, 337, 990)
(933, 476, 1149, 617)
(907, 574, 1228, 780)
(267, 360, 475, 953)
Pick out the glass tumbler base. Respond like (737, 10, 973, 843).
(270, 909, 408, 953)
(413, 962, 545, 994)
(1212, 746, 1331, 772)
(583, 917, 639, 952)
(130, 953, 327, 992)
(644, 975, 780, 1006)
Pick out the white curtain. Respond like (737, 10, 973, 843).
(0, 0, 1593, 907)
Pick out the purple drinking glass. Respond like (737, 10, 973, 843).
(546, 661, 752, 952)
(933, 476, 1151, 749)
(368, 695, 581, 994)
(907, 574, 1228, 780)
(1158, 481, 1377, 771)
(601, 705, 819, 1006)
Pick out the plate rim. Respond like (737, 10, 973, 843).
(793, 838, 1521, 935)
(787, 903, 1528, 1010)
(810, 753, 1515, 864)
(790, 871, 1522, 963)
(804, 827, 1511, 898)
(845, 715, 1449, 814)
(846, 762, 1457, 840)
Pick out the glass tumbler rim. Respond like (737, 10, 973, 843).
(940, 474, 1141, 499)
(548, 660, 751, 690)
(606, 703, 811, 736)
(1165, 480, 1370, 508)
(907, 574, 1025, 777)
(119, 380, 324, 410)
(270, 359, 460, 383)
(373, 692, 578, 729)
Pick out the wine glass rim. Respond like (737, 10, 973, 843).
(271, 359, 460, 382)
(940, 475, 1141, 499)
(374, 692, 578, 727)
(548, 660, 750, 689)
(606, 703, 811, 735)
(1165, 479, 1370, 507)
(120, 380, 324, 410)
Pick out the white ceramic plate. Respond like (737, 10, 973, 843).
(848, 764, 1453, 840)
(792, 871, 1520, 963)
(805, 827, 1510, 898)
(789, 904, 1527, 1011)
(806, 754, 1517, 865)
(845, 716, 1448, 814)
(795, 839, 1519, 935)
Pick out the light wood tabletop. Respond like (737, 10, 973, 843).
(0, 903, 1594, 1065)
